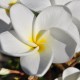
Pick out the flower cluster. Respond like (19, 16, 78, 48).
(0, 0, 80, 78)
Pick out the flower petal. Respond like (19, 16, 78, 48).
(0, 0, 9, 8)
(36, 44, 53, 77)
(67, 0, 80, 22)
(10, 4, 36, 47)
(63, 67, 80, 80)
(34, 6, 80, 52)
(67, 0, 80, 52)
(0, 0, 17, 8)
(20, 43, 53, 77)
(0, 8, 10, 24)
(50, 28, 77, 63)
(51, 0, 72, 5)
(37, 29, 77, 63)
(20, 51, 40, 75)
(20, 0, 51, 12)
(0, 31, 38, 57)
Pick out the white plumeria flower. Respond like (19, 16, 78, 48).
(55, 67, 80, 80)
(19, 0, 80, 53)
(0, 3, 79, 77)
(19, 0, 73, 12)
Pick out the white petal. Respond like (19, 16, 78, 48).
(0, 8, 10, 24)
(20, 0, 51, 12)
(34, 6, 80, 52)
(36, 44, 53, 77)
(20, 43, 53, 77)
(10, 4, 36, 47)
(51, 0, 72, 5)
(0, 0, 17, 8)
(20, 51, 40, 75)
(0, 0, 9, 8)
(67, 0, 80, 22)
(51, 28, 77, 63)
(37, 29, 76, 63)
(67, 0, 80, 52)
(63, 67, 80, 80)
(0, 31, 37, 57)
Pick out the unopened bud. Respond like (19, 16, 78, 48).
(0, 68, 10, 75)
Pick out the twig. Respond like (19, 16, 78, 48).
(54, 64, 65, 70)
(10, 70, 24, 76)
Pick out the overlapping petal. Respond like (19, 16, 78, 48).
(36, 44, 53, 77)
(50, 28, 77, 63)
(67, 0, 80, 22)
(20, 51, 40, 75)
(0, 31, 39, 57)
(51, 0, 72, 5)
(33, 6, 79, 52)
(0, 8, 10, 24)
(36, 29, 76, 63)
(20, 0, 51, 12)
(67, 0, 80, 52)
(0, 0, 9, 8)
(0, 0, 17, 8)
(19, 0, 73, 12)
(20, 43, 53, 77)
(10, 4, 36, 47)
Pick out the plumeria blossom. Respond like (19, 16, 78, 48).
(19, 0, 80, 52)
(55, 67, 80, 80)
(19, 0, 73, 12)
(0, 68, 10, 75)
(0, 3, 80, 77)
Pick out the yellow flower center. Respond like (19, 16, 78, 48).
(29, 35, 47, 53)
(37, 43, 45, 53)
